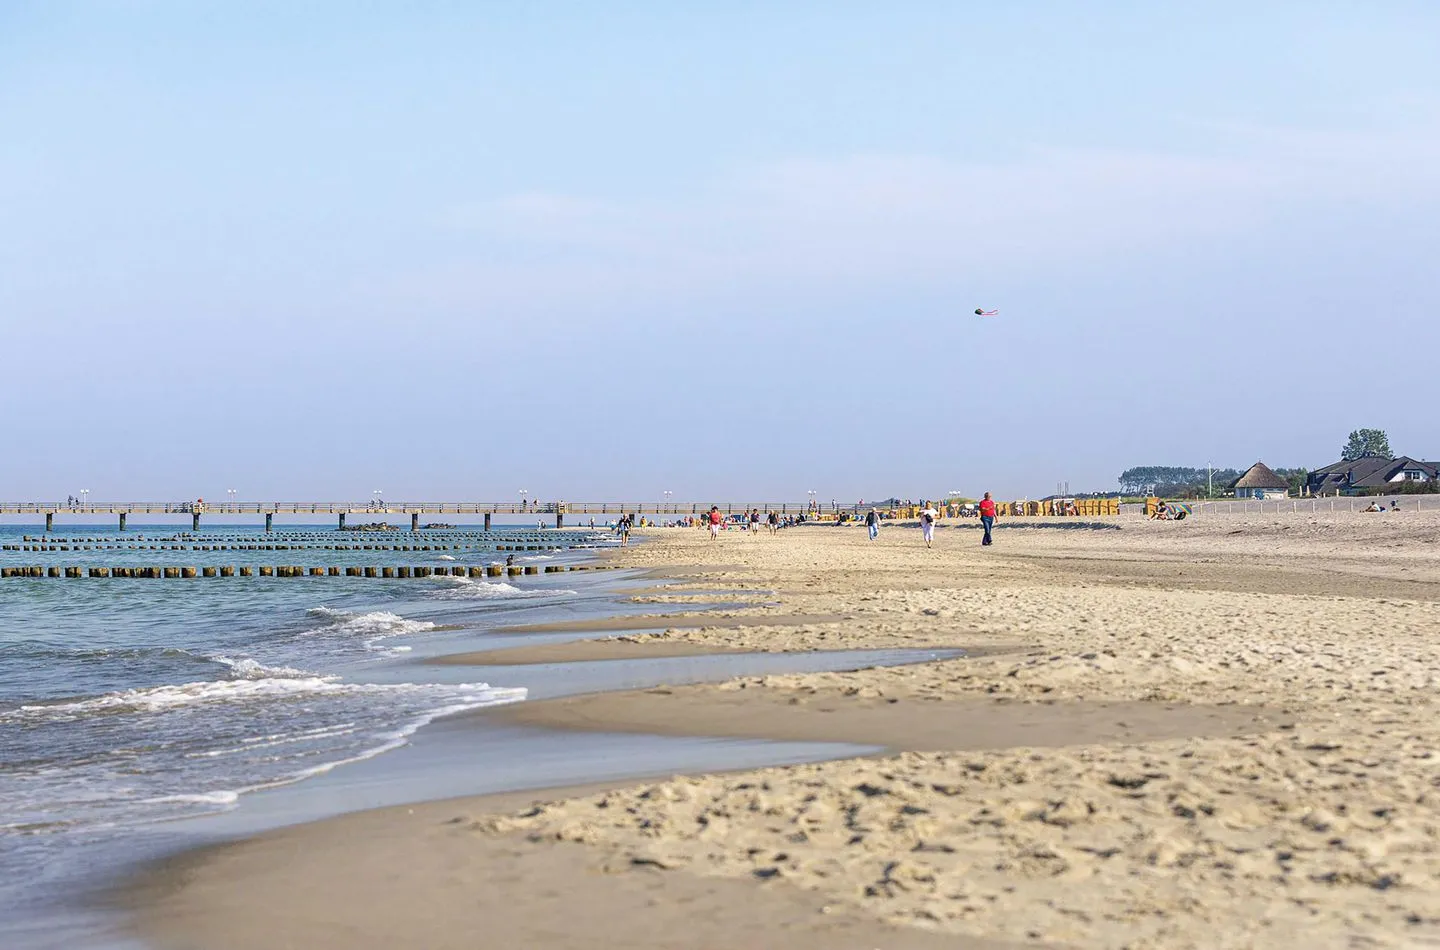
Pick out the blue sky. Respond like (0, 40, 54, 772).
(2, 1, 1436, 503)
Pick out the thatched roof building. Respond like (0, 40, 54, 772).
(1231, 461, 1289, 499)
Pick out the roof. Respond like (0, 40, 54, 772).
(1307, 457, 1440, 489)
(1351, 457, 1439, 489)
(1231, 461, 1290, 490)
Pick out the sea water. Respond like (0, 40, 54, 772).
(0, 524, 612, 947)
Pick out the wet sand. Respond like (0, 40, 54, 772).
(491, 611, 845, 634)
(492, 684, 1290, 751)
(427, 638, 753, 666)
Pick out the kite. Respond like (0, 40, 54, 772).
(974, 308, 998, 316)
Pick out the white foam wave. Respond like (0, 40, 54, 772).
(211, 655, 313, 680)
(15, 676, 348, 719)
(303, 608, 438, 652)
(144, 790, 241, 806)
(436, 554, 457, 561)
(306, 607, 436, 636)
(10, 677, 524, 723)
(430, 577, 575, 600)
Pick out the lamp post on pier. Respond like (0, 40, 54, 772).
(227, 488, 236, 510)
(518, 489, 528, 512)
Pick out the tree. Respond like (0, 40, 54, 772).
(1341, 429, 1392, 460)
(1273, 467, 1310, 497)
(1118, 465, 1240, 498)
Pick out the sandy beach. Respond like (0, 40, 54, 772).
(132, 514, 1440, 949)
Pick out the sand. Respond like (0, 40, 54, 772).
(133, 782, 1018, 950)
(427, 638, 753, 665)
(490, 612, 845, 634)
(132, 514, 1440, 949)
(494, 685, 1290, 751)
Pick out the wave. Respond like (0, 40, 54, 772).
(303, 607, 438, 652)
(11, 674, 349, 720)
(3, 642, 216, 666)
(429, 577, 576, 600)
(209, 655, 314, 680)
(143, 790, 241, 806)
(8, 675, 525, 723)
(305, 606, 437, 636)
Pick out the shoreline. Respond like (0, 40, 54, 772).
(487, 682, 1290, 751)
(124, 515, 1440, 949)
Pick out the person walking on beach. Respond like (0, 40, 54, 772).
(919, 503, 938, 548)
(619, 514, 631, 546)
(707, 505, 722, 540)
(978, 492, 997, 546)
(865, 508, 880, 541)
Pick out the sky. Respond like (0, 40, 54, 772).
(1, 1, 1437, 504)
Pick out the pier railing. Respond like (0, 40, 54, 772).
(0, 501, 827, 515)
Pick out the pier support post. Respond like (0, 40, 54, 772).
(46, 512, 53, 532)
(483, 512, 491, 531)
(192, 513, 200, 532)
(265, 512, 273, 533)
(118, 513, 127, 532)
(338, 512, 346, 531)
(556, 513, 564, 529)
(411, 512, 419, 532)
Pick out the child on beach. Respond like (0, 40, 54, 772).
(920, 504, 938, 548)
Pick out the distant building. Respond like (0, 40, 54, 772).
(1308, 457, 1439, 495)
(1230, 461, 1290, 500)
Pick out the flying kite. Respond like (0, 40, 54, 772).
(974, 308, 999, 317)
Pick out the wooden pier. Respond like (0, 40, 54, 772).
(0, 500, 824, 532)
(0, 563, 619, 579)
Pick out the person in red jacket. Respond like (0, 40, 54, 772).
(978, 492, 997, 546)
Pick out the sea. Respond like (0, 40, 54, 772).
(0, 523, 614, 947)
(0, 521, 951, 949)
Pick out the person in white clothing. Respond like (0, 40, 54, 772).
(919, 504, 938, 548)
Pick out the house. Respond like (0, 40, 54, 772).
(1230, 462, 1290, 499)
(1307, 457, 1440, 495)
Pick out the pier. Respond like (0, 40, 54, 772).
(1, 500, 845, 532)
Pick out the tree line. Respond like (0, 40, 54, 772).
(1117, 466, 1309, 498)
